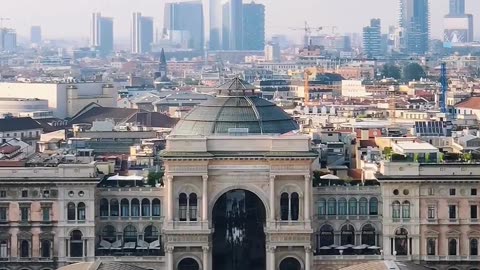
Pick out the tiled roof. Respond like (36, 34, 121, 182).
(455, 96, 480, 109)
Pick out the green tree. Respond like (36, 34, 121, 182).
(381, 64, 401, 80)
(403, 62, 426, 82)
(147, 171, 164, 186)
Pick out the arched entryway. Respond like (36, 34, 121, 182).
(212, 189, 266, 270)
(279, 257, 302, 270)
(178, 258, 200, 270)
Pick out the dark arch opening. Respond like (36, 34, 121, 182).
(279, 257, 301, 270)
(212, 189, 266, 270)
(178, 258, 199, 270)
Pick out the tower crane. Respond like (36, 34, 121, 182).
(289, 22, 337, 47)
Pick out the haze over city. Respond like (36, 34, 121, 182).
(3, 0, 480, 42)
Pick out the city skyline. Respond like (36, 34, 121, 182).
(2, 0, 480, 43)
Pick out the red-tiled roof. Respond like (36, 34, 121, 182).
(455, 97, 480, 109)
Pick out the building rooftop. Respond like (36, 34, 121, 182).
(394, 141, 438, 151)
(0, 117, 43, 132)
(171, 93, 299, 136)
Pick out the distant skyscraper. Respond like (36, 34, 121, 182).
(0, 28, 17, 52)
(444, 0, 473, 44)
(399, 0, 429, 55)
(242, 2, 265, 51)
(363, 19, 382, 57)
(209, 0, 222, 50)
(90, 13, 114, 56)
(222, 0, 243, 50)
(30, 26, 42, 45)
(449, 0, 465, 15)
(164, 1, 204, 50)
(132, 12, 154, 54)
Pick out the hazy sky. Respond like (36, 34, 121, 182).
(3, 0, 480, 43)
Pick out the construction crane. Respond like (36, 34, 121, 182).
(440, 62, 448, 114)
(290, 22, 336, 47)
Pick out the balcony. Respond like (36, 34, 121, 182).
(424, 255, 480, 261)
(100, 216, 163, 222)
(95, 255, 165, 262)
(314, 255, 382, 261)
(165, 220, 209, 231)
(317, 214, 380, 221)
(269, 220, 311, 230)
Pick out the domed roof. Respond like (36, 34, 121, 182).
(171, 95, 299, 136)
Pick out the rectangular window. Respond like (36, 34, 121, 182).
(20, 207, 29, 222)
(449, 189, 456, 196)
(42, 207, 51, 221)
(428, 188, 434, 196)
(0, 207, 7, 221)
(472, 189, 478, 196)
(471, 205, 478, 219)
(21, 190, 28, 198)
(0, 191, 5, 198)
(449, 205, 457, 219)
(427, 205, 436, 219)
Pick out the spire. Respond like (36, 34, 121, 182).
(159, 48, 167, 65)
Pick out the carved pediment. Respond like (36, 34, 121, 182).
(17, 231, 32, 240)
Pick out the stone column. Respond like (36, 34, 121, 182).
(269, 175, 275, 222)
(202, 175, 208, 222)
(166, 246, 174, 270)
(304, 175, 311, 222)
(202, 246, 209, 270)
(166, 175, 174, 221)
(266, 245, 276, 270)
(305, 246, 312, 270)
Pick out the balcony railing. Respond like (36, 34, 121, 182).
(314, 255, 382, 260)
(423, 255, 480, 261)
(166, 220, 209, 230)
(317, 215, 380, 221)
(269, 220, 311, 230)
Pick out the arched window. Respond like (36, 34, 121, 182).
(359, 198, 368, 215)
(144, 225, 159, 243)
(67, 202, 76, 220)
(449, 239, 457, 256)
(471, 239, 478, 256)
(120, 199, 129, 217)
(77, 202, 86, 220)
(123, 225, 137, 243)
(141, 199, 150, 216)
(70, 230, 83, 257)
(189, 193, 198, 221)
(280, 193, 289, 220)
(179, 193, 187, 221)
(402, 201, 410, 219)
(110, 199, 119, 217)
(341, 224, 355, 246)
(100, 199, 109, 217)
(369, 197, 378, 215)
(427, 238, 436, 255)
(291, 192, 299, 220)
(0, 240, 7, 258)
(131, 199, 140, 217)
(338, 198, 347, 215)
(361, 224, 376, 246)
(348, 198, 357, 215)
(395, 228, 408, 255)
(317, 199, 326, 216)
(41, 240, 51, 258)
(279, 257, 302, 270)
(102, 225, 116, 243)
(20, 240, 29, 257)
(327, 198, 336, 215)
(319, 224, 334, 247)
(152, 199, 161, 217)
(178, 258, 200, 270)
(392, 201, 401, 219)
